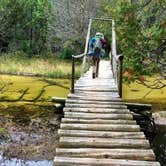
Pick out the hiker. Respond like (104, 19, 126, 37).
(88, 32, 106, 79)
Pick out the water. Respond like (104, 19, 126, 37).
(0, 155, 53, 166)
(0, 75, 70, 166)
(0, 106, 61, 166)
(151, 132, 166, 166)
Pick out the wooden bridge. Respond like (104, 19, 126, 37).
(54, 18, 160, 165)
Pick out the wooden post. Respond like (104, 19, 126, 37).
(111, 19, 117, 80)
(118, 55, 123, 98)
(81, 18, 92, 75)
(71, 56, 75, 93)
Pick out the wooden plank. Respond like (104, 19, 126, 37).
(74, 90, 118, 94)
(64, 112, 133, 120)
(59, 137, 150, 148)
(54, 157, 160, 166)
(68, 94, 121, 101)
(60, 123, 140, 132)
(74, 92, 120, 98)
(63, 107, 130, 114)
(61, 118, 136, 124)
(75, 83, 116, 86)
(65, 103, 127, 109)
(74, 92, 120, 97)
(56, 148, 155, 161)
(75, 82, 116, 85)
(75, 85, 117, 89)
(58, 129, 145, 138)
(65, 99, 125, 105)
(76, 78, 114, 82)
(74, 88, 118, 92)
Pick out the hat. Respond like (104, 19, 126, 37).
(95, 32, 104, 38)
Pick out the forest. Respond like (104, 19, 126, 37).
(0, 0, 165, 77)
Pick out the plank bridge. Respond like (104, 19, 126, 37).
(54, 18, 160, 165)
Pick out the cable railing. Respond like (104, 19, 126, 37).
(71, 18, 123, 98)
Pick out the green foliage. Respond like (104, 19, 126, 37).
(0, 128, 7, 135)
(0, 0, 52, 54)
(0, 52, 82, 78)
(100, 0, 166, 76)
(59, 38, 83, 60)
(59, 48, 73, 60)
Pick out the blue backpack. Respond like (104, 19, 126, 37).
(88, 37, 102, 57)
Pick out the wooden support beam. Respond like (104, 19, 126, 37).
(56, 148, 155, 161)
(60, 123, 140, 132)
(59, 137, 150, 148)
(54, 157, 160, 166)
(61, 118, 136, 124)
(58, 129, 145, 139)
(64, 112, 133, 120)
(63, 107, 130, 114)
(65, 103, 127, 109)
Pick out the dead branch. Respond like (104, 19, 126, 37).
(136, 78, 166, 89)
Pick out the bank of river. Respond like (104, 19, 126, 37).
(0, 74, 166, 166)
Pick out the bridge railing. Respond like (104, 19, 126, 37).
(110, 20, 123, 98)
(71, 18, 92, 93)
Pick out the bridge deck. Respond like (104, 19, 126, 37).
(54, 60, 160, 166)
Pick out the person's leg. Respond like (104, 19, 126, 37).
(96, 58, 100, 77)
(92, 57, 96, 78)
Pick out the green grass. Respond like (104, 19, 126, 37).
(0, 52, 82, 78)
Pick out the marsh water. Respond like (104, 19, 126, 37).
(0, 75, 166, 166)
(0, 75, 69, 166)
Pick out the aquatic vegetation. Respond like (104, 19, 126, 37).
(123, 75, 166, 105)
(0, 75, 70, 104)
(0, 53, 81, 78)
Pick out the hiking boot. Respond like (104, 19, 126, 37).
(92, 73, 95, 79)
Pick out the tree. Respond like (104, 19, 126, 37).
(101, 0, 166, 75)
(52, 0, 101, 54)
(0, 0, 52, 54)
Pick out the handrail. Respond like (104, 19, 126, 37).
(110, 20, 123, 98)
(72, 18, 92, 60)
(81, 18, 92, 75)
(72, 53, 86, 59)
(71, 18, 92, 93)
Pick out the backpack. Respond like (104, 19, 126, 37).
(88, 37, 104, 57)
(93, 38, 103, 56)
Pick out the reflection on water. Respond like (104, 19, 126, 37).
(0, 155, 53, 166)
(0, 105, 61, 166)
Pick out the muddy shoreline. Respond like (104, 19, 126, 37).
(0, 104, 62, 163)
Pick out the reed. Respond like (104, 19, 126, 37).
(0, 52, 81, 78)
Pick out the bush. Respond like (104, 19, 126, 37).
(59, 48, 74, 60)
(58, 38, 83, 60)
